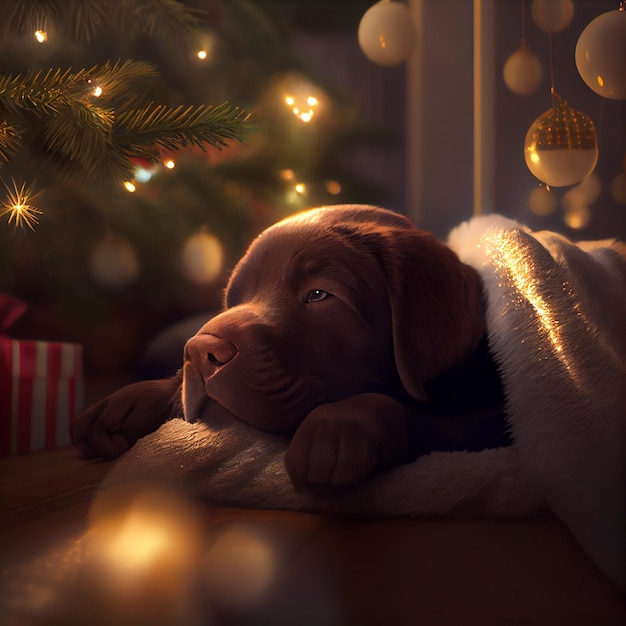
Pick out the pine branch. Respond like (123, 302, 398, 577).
(42, 103, 114, 166)
(0, 0, 109, 42)
(114, 102, 252, 158)
(0, 0, 202, 49)
(0, 121, 20, 164)
(86, 60, 161, 102)
(0, 61, 158, 120)
(0, 60, 251, 188)
(112, 0, 204, 49)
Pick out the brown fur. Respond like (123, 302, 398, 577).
(72, 205, 507, 491)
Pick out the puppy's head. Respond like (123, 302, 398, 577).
(183, 205, 485, 431)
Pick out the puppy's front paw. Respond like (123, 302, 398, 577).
(284, 402, 383, 492)
(71, 378, 181, 459)
(284, 394, 411, 492)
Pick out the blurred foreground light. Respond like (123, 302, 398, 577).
(55, 486, 207, 625)
(164, 159, 176, 169)
(123, 181, 136, 193)
(34, 30, 47, 43)
(201, 524, 276, 611)
(88, 486, 202, 588)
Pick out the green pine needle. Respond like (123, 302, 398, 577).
(115, 102, 253, 157)
(0, 121, 21, 164)
(0, 59, 251, 185)
(0, 61, 160, 117)
(0, 0, 202, 48)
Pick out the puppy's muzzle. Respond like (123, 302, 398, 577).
(184, 333, 239, 380)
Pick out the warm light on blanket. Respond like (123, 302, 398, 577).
(483, 232, 580, 384)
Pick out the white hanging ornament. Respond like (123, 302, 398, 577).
(531, 0, 574, 32)
(89, 235, 140, 289)
(181, 230, 224, 284)
(524, 92, 598, 187)
(358, 1, 417, 66)
(575, 7, 626, 100)
(503, 41, 543, 96)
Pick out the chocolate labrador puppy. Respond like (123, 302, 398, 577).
(72, 205, 510, 491)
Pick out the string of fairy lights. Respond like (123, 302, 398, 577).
(0, 24, 338, 234)
(1, 24, 346, 290)
(4, 2, 625, 234)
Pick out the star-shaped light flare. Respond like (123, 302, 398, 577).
(1, 179, 42, 231)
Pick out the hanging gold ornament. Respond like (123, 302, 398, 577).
(524, 91, 598, 187)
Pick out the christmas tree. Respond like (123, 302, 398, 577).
(0, 0, 394, 375)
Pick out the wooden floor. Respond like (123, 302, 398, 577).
(1, 447, 624, 626)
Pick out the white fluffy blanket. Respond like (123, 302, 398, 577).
(106, 215, 626, 589)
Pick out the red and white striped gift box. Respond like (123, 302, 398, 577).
(0, 339, 84, 456)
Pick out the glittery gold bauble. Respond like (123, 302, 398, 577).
(524, 92, 598, 187)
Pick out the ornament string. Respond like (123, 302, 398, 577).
(549, 31, 556, 106)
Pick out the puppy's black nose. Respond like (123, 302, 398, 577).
(185, 333, 238, 378)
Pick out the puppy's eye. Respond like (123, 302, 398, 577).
(305, 289, 329, 303)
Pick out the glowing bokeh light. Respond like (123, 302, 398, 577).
(1, 179, 42, 230)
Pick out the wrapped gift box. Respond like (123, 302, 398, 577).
(0, 295, 84, 456)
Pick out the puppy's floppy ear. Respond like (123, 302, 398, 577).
(381, 226, 485, 401)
